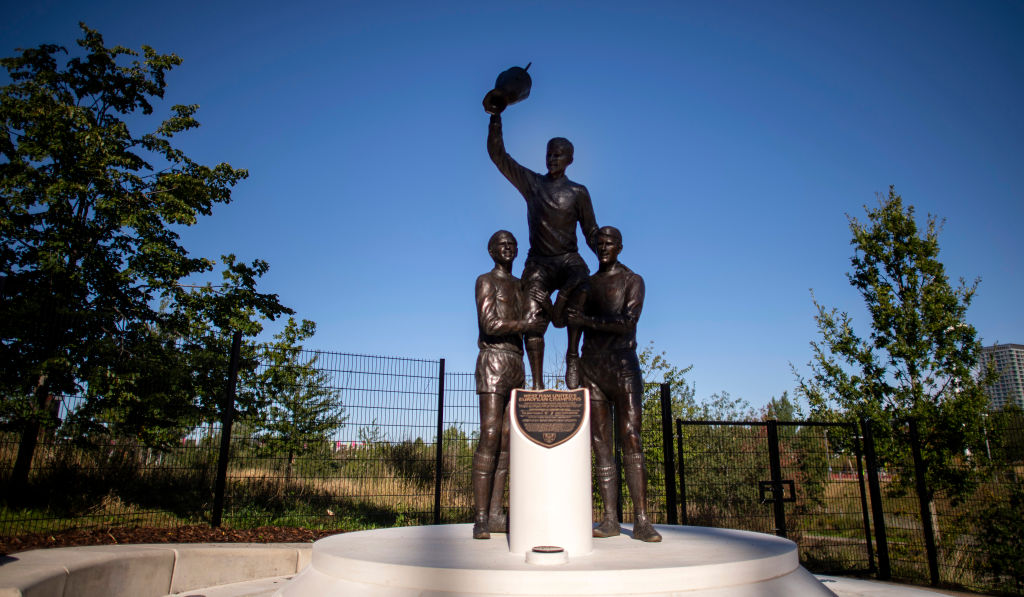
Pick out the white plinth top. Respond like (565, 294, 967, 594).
(276, 523, 835, 596)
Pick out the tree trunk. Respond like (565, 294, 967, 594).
(9, 422, 41, 502)
(8, 376, 50, 504)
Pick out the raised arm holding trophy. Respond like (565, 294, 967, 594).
(484, 64, 599, 392)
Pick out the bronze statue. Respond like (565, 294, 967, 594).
(473, 230, 529, 539)
(485, 106, 599, 390)
(569, 226, 662, 542)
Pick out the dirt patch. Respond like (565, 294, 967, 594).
(0, 525, 343, 556)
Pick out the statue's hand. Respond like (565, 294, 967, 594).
(483, 90, 507, 115)
(567, 307, 586, 328)
(529, 287, 550, 307)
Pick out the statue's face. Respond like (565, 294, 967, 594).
(546, 143, 573, 175)
(489, 233, 518, 266)
(596, 234, 622, 265)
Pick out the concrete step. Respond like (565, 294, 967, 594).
(0, 543, 311, 597)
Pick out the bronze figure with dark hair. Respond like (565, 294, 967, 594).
(472, 230, 529, 539)
(569, 226, 662, 542)
(485, 108, 598, 390)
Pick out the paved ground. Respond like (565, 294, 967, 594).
(816, 576, 983, 597)
(168, 573, 982, 596)
(1, 536, 988, 597)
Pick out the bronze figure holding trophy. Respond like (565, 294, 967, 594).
(484, 64, 598, 392)
(475, 65, 661, 542)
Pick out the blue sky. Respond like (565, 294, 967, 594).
(4, 1, 1022, 410)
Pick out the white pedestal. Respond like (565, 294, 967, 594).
(508, 388, 592, 557)
(273, 524, 837, 596)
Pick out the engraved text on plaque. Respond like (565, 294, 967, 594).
(514, 388, 587, 448)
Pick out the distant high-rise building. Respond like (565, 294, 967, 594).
(979, 344, 1024, 409)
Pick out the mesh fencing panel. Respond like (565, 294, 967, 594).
(775, 422, 873, 575)
(3, 353, 1023, 595)
(0, 393, 221, 536)
(676, 421, 874, 575)
(219, 351, 442, 530)
(874, 414, 1024, 594)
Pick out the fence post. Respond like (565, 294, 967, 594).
(433, 358, 445, 525)
(861, 418, 891, 580)
(659, 383, 678, 524)
(908, 419, 940, 586)
(765, 420, 788, 538)
(852, 423, 877, 574)
(677, 420, 688, 525)
(211, 330, 242, 528)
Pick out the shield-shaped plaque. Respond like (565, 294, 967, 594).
(513, 388, 587, 448)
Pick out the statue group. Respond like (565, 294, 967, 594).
(472, 66, 662, 544)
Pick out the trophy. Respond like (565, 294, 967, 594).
(483, 63, 532, 115)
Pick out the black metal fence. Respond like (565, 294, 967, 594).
(674, 420, 874, 576)
(0, 350, 455, 535)
(876, 416, 1024, 595)
(0, 348, 574, 536)
(2, 346, 1022, 594)
(217, 350, 450, 530)
(672, 416, 1024, 595)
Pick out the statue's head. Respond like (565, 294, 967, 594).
(595, 226, 622, 265)
(487, 230, 518, 266)
(546, 137, 574, 175)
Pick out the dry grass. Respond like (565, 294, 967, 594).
(225, 463, 469, 513)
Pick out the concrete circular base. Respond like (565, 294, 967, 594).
(274, 524, 835, 596)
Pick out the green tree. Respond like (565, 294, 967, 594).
(762, 391, 803, 422)
(674, 390, 764, 530)
(358, 419, 386, 445)
(638, 342, 696, 430)
(251, 317, 346, 480)
(47, 255, 291, 453)
(635, 343, 765, 524)
(0, 24, 253, 493)
(973, 482, 1024, 593)
(636, 343, 695, 508)
(985, 403, 1024, 464)
(796, 187, 994, 500)
(696, 391, 756, 421)
(969, 403, 1024, 591)
(173, 254, 292, 421)
(760, 392, 832, 512)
